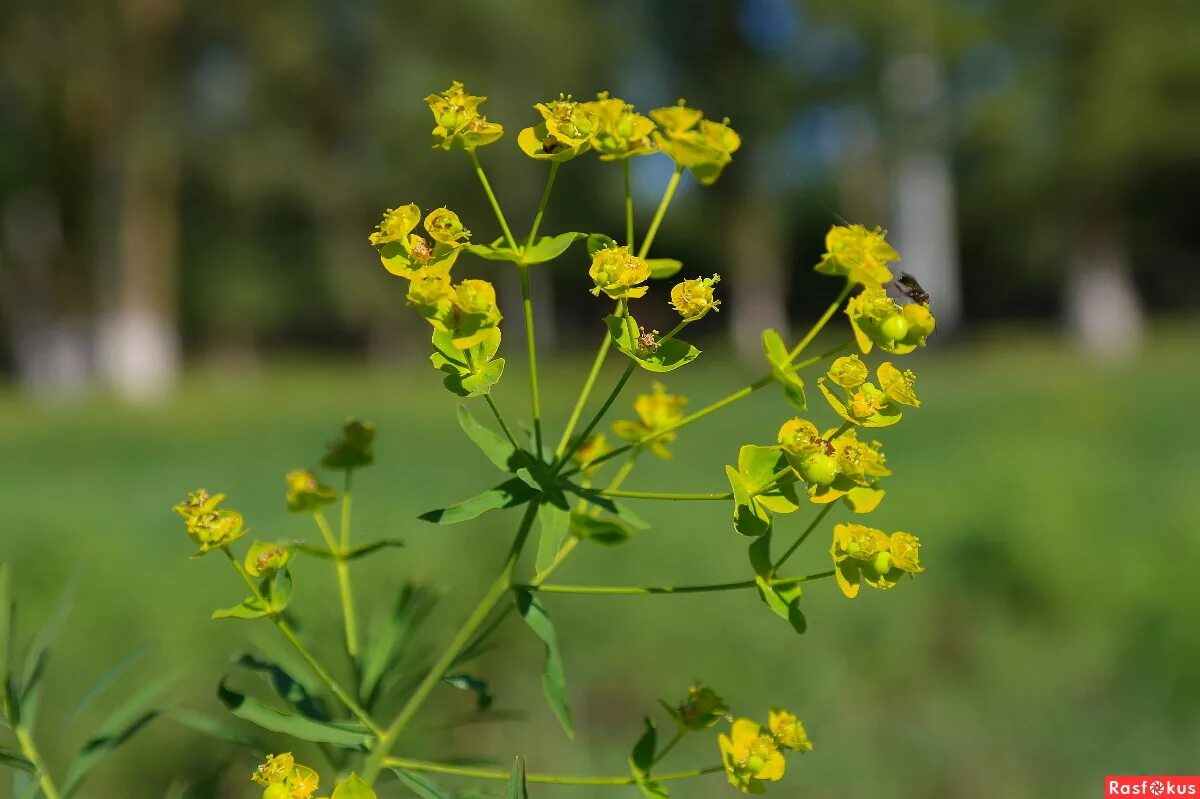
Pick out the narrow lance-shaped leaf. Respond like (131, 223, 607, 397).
(294, 539, 405, 561)
(418, 478, 537, 525)
(506, 757, 529, 799)
(216, 680, 372, 749)
(392, 768, 453, 799)
(514, 589, 574, 738)
(63, 644, 153, 729)
(458, 404, 520, 473)
(535, 500, 571, 574)
(748, 533, 806, 635)
(234, 652, 329, 720)
(0, 746, 34, 774)
(21, 580, 76, 727)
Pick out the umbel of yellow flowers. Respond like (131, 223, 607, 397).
(719, 709, 812, 794)
(252, 753, 377, 799)
(611, 382, 688, 459)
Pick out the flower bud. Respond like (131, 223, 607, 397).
(322, 419, 375, 471)
(676, 683, 727, 730)
(669, 274, 721, 320)
(827, 355, 868, 389)
(285, 469, 336, 513)
(244, 540, 291, 578)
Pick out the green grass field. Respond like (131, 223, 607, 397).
(1, 329, 1198, 798)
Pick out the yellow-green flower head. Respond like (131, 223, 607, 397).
(451, 278, 503, 348)
(406, 264, 457, 331)
(877, 362, 920, 407)
(670, 274, 722, 320)
(831, 524, 923, 597)
(572, 432, 611, 475)
(815, 224, 899, 287)
(252, 753, 294, 787)
(518, 94, 597, 161)
(612, 381, 687, 459)
(719, 719, 786, 794)
(589, 245, 651, 300)
(285, 469, 336, 513)
(779, 421, 889, 510)
(322, 419, 375, 471)
(244, 540, 291, 578)
(651, 100, 741, 185)
(370, 204, 469, 278)
(425, 81, 504, 151)
(845, 285, 936, 354)
(173, 489, 246, 554)
(768, 708, 813, 752)
(827, 354, 868, 389)
(677, 683, 728, 731)
(831, 429, 890, 486)
(585, 92, 657, 160)
(778, 418, 839, 487)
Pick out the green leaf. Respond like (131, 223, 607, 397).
(453, 358, 505, 397)
(535, 500, 572, 574)
(295, 539, 405, 561)
(63, 644, 153, 729)
(586, 233, 617, 256)
(762, 329, 806, 410)
(361, 583, 437, 707)
(0, 746, 34, 774)
(235, 652, 329, 720)
(217, 680, 371, 748)
(560, 484, 650, 530)
(569, 512, 633, 546)
(0, 562, 12, 724)
(392, 768, 452, 799)
(418, 478, 537, 524)
(506, 757, 529, 799)
(166, 708, 262, 749)
(466, 237, 523, 262)
(211, 595, 270, 620)
(21, 580, 75, 726)
(432, 329, 505, 398)
(646, 258, 683, 279)
(738, 445, 800, 515)
(522, 232, 586, 264)
(605, 315, 700, 373)
(332, 773, 377, 799)
(629, 718, 669, 799)
(458, 404, 521, 473)
(725, 466, 771, 537)
(748, 534, 806, 635)
(61, 674, 171, 796)
(514, 589, 574, 738)
(443, 673, 493, 711)
(268, 568, 293, 612)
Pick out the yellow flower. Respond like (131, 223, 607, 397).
(286, 765, 320, 799)
(877, 362, 920, 407)
(651, 100, 741, 185)
(406, 265, 457, 332)
(780, 420, 889, 512)
(518, 94, 597, 161)
(669, 274, 722, 320)
(285, 469, 336, 513)
(451, 278, 503, 348)
(778, 418, 839, 487)
(425, 81, 504, 151)
(611, 382, 687, 459)
(719, 719, 786, 794)
(173, 489, 247, 554)
(589, 245, 650, 300)
(252, 753, 294, 787)
(845, 284, 936, 354)
(826, 354, 868, 389)
(768, 708, 813, 752)
(585, 92, 657, 160)
(370, 204, 469, 278)
(572, 433, 611, 475)
(831, 524, 923, 597)
(814, 224, 898, 287)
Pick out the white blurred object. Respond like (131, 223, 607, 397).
(1064, 230, 1144, 361)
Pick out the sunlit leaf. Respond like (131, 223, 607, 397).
(646, 258, 682, 280)
(523, 232, 586, 264)
(418, 479, 537, 524)
(605, 315, 700, 373)
(514, 590, 574, 738)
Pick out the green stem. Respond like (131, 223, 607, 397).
(219, 547, 381, 736)
(339, 472, 359, 657)
(362, 503, 538, 782)
(638, 166, 683, 259)
(385, 757, 723, 786)
(773, 504, 836, 574)
(484, 394, 523, 454)
(592, 488, 731, 501)
(518, 571, 833, 596)
(468, 149, 518, 251)
(652, 730, 685, 767)
(15, 725, 61, 799)
(623, 159, 635, 250)
(517, 264, 544, 457)
(525, 162, 560, 249)
(554, 361, 636, 472)
(564, 339, 852, 479)
(314, 510, 359, 659)
(786, 281, 853, 363)
(553, 302, 622, 460)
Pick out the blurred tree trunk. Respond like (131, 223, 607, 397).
(1063, 221, 1143, 361)
(729, 195, 788, 358)
(886, 50, 963, 335)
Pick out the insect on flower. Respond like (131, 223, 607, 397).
(892, 272, 930, 306)
(410, 236, 432, 263)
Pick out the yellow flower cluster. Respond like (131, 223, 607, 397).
(815, 224, 899, 287)
(612, 382, 688, 459)
(285, 468, 336, 513)
(670, 274, 722, 320)
(589, 245, 651, 300)
(651, 100, 743, 185)
(846, 284, 936, 354)
(172, 489, 246, 555)
(571, 432, 612, 476)
(817, 356, 919, 428)
(778, 419, 890, 513)
(830, 524, 923, 598)
(425, 81, 504, 151)
(251, 753, 321, 799)
(718, 709, 812, 794)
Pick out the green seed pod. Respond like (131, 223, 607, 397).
(879, 313, 909, 343)
(799, 452, 839, 487)
(263, 784, 290, 799)
(872, 550, 893, 576)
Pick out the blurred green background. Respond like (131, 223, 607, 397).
(2, 0, 1199, 797)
